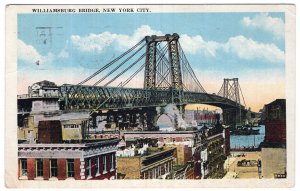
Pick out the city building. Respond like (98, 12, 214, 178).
(17, 80, 70, 142)
(116, 146, 176, 179)
(199, 122, 227, 179)
(122, 130, 201, 147)
(260, 99, 286, 178)
(194, 108, 222, 124)
(18, 139, 119, 180)
(18, 112, 90, 142)
(166, 163, 194, 179)
(18, 80, 60, 114)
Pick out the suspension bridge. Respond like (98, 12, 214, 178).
(20, 33, 248, 128)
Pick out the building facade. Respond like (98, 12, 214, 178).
(18, 139, 119, 180)
(199, 124, 227, 179)
(117, 147, 176, 179)
(260, 99, 286, 179)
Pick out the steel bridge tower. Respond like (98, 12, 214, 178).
(218, 78, 246, 126)
(144, 33, 184, 113)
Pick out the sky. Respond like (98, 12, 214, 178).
(17, 12, 286, 112)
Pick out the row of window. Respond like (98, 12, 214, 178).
(20, 159, 75, 178)
(63, 124, 80, 129)
(92, 134, 119, 139)
(85, 154, 115, 177)
(20, 155, 115, 179)
(142, 161, 172, 179)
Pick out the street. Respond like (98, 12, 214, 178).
(223, 151, 261, 179)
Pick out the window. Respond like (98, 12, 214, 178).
(166, 162, 169, 173)
(103, 155, 107, 172)
(96, 157, 100, 175)
(20, 159, 27, 176)
(165, 163, 167, 173)
(67, 159, 74, 177)
(64, 124, 78, 129)
(36, 159, 43, 177)
(111, 154, 114, 170)
(86, 158, 91, 177)
(50, 159, 57, 177)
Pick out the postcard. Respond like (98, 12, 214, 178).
(5, 4, 295, 188)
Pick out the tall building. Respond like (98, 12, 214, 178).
(199, 122, 227, 179)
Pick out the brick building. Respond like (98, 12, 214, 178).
(260, 99, 286, 179)
(117, 147, 176, 179)
(194, 109, 221, 124)
(166, 163, 194, 179)
(199, 123, 227, 179)
(263, 99, 286, 144)
(18, 139, 119, 180)
(122, 130, 203, 179)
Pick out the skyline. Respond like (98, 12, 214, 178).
(17, 12, 286, 112)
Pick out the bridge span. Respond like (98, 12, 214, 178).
(18, 34, 248, 129)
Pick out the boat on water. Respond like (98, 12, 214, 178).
(230, 126, 260, 135)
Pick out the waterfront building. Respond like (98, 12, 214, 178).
(260, 99, 286, 178)
(194, 108, 222, 125)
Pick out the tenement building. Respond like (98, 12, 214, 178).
(199, 122, 227, 179)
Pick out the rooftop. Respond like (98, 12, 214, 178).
(18, 138, 120, 148)
(123, 130, 200, 134)
(33, 80, 57, 87)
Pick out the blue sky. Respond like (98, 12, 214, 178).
(17, 12, 286, 111)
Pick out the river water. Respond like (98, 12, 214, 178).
(157, 115, 265, 148)
(230, 125, 265, 148)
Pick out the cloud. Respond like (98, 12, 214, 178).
(17, 39, 55, 65)
(117, 25, 164, 48)
(71, 32, 118, 53)
(70, 25, 164, 53)
(17, 39, 42, 64)
(242, 13, 284, 38)
(179, 34, 219, 57)
(223, 35, 285, 63)
(70, 25, 284, 64)
(18, 39, 71, 66)
(180, 34, 284, 64)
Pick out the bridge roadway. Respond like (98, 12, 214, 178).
(59, 84, 245, 112)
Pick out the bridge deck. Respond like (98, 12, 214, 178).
(58, 84, 244, 111)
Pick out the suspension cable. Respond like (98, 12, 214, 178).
(104, 53, 146, 87)
(78, 38, 145, 85)
(93, 43, 146, 86)
(239, 83, 247, 107)
(118, 63, 145, 87)
(178, 43, 207, 93)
